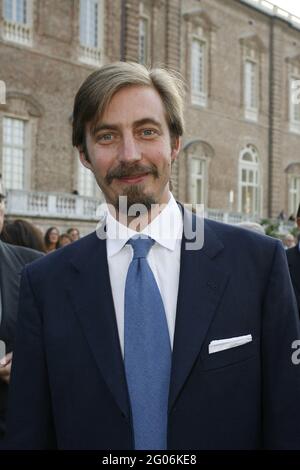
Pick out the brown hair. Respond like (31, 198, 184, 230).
(72, 62, 185, 159)
(44, 226, 59, 249)
(1, 219, 46, 252)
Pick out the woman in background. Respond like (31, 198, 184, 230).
(44, 226, 60, 253)
(56, 233, 72, 249)
(1, 219, 46, 253)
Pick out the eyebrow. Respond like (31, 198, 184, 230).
(92, 118, 163, 135)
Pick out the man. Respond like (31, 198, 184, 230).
(0, 183, 42, 440)
(5, 62, 300, 450)
(283, 233, 296, 250)
(287, 204, 300, 314)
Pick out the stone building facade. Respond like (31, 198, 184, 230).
(0, 0, 299, 234)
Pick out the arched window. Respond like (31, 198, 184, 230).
(238, 144, 261, 215)
(190, 157, 206, 204)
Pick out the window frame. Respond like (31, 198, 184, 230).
(191, 36, 208, 107)
(79, 0, 103, 66)
(289, 175, 300, 217)
(189, 156, 207, 205)
(138, 15, 150, 65)
(2, 115, 29, 191)
(3, 0, 27, 24)
(2, 0, 32, 46)
(289, 76, 300, 134)
(77, 157, 99, 198)
(244, 58, 259, 122)
(238, 145, 261, 216)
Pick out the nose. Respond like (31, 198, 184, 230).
(118, 132, 141, 163)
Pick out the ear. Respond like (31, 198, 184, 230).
(171, 136, 181, 162)
(78, 146, 93, 171)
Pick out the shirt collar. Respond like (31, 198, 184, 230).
(106, 193, 183, 258)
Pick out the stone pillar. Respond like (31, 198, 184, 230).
(268, 19, 284, 218)
(105, 0, 122, 62)
(165, 0, 182, 199)
(124, 0, 139, 62)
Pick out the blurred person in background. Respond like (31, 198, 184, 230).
(44, 226, 59, 253)
(0, 182, 42, 441)
(1, 219, 46, 253)
(67, 227, 80, 242)
(237, 221, 266, 235)
(286, 205, 300, 315)
(283, 233, 296, 250)
(56, 233, 72, 249)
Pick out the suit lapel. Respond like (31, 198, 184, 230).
(168, 210, 230, 412)
(66, 233, 131, 420)
(287, 247, 300, 294)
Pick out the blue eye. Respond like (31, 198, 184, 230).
(102, 134, 113, 141)
(142, 129, 155, 136)
(97, 133, 114, 143)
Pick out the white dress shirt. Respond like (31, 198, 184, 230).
(106, 193, 183, 357)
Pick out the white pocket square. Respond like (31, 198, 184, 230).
(208, 334, 252, 354)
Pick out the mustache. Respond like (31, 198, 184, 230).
(105, 163, 159, 185)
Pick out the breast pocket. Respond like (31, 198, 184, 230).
(200, 337, 260, 371)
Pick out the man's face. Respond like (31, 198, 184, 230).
(79, 86, 180, 212)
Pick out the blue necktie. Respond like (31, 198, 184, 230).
(124, 236, 171, 450)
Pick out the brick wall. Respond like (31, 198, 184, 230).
(0, 0, 299, 223)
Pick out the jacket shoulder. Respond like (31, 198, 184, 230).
(25, 231, 98, 275)
(1, 241, 43, 264)
(286, 245, 299, 263)
(204, 218, 277, 248)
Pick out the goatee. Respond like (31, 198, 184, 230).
(116, 185, 156, 214)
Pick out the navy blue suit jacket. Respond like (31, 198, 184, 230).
(287, 245, 300, 315)
(0, 241, 42, 438)
(4, 209, 300, 449)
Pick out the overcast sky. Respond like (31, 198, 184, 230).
(271, 0, 300, 17)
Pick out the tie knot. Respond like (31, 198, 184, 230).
(127, 236, 155, 259)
